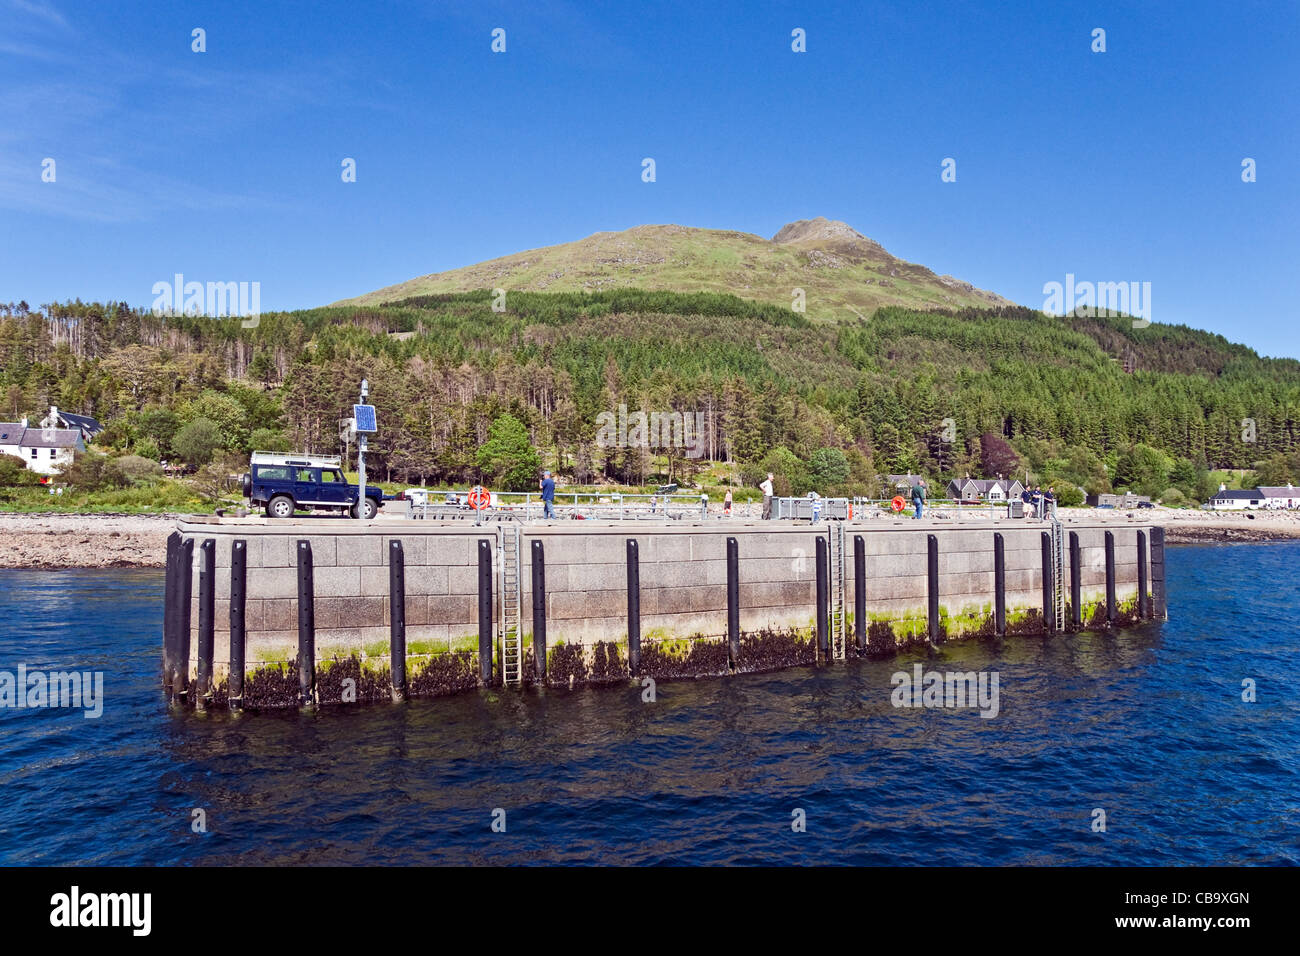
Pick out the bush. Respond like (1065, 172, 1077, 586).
(1054, 484, 1085, 507)
(58, 451, 128, 492)
(107, 454, 163, 484)
(1160, 487, 1186, 507)
(133, 437, 161, 461)
(809, 447, 850, 489)
(190, 451, 246, 504)
(248, 427, 289, 452)
(475, 414, 542, 491)
(173, 417, 222, 466)
(0, 453, 38, 487)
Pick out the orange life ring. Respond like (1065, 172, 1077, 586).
(890, 495, 906, 512)
(467, 486, 491, 510)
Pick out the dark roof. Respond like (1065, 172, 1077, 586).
(1212, 490, 1262, 500)
(57, 411, 103, 434)
(0, 426, 82, 449)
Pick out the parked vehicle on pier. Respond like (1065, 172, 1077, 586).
(240, 451, 383, 519)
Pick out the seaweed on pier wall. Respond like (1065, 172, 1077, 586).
(866, 620, 898, 657)
(1114, 596, 1140, 626)
(590, 641, 629, 683)
(316, 655, 392, 705)
(734, 627, 817, 673)
(940, 606, 996, 640)
(242, 659, 301, 709)
(1006, 607, 1045, 636)
(640, 634, 730, 680)
(207, 678, 229, 709)
(546, 642, 589, 686)
(406, 651, 479, 698)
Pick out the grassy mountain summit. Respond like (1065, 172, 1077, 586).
(339, 217, 1014, 319)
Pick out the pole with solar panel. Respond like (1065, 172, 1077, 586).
(353, 380, 379, 519)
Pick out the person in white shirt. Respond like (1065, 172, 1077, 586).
(760, 473, 775, 519)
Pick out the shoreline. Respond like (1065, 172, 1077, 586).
(1, 508, 1299, 569)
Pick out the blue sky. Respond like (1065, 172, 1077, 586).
(2, 0, 1296, 356)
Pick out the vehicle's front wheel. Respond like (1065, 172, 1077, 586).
(267, 495, 296, 518)
(351, 498, 378, 520)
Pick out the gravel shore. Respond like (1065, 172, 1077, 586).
(1, 506, 1297, 569)
(0, 513, 177, 569)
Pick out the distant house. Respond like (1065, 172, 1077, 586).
(1088, 492, 1152, 508)
(40, 406, 103, 442)
(946, 477, 1025, 502)
(1208, 487, 1264, 510)
(1258, 485, 1300, 510)
(0, 416, 85, 475)
(885, 473, 926, 491)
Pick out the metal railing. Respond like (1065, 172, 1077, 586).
(399, 490, 1064, 523)
(405, 490, 718, 523)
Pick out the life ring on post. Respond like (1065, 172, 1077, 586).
(467, 486, 491, 510)
(890, 495, 906, 513)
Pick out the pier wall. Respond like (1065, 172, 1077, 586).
(170, 517, 1157, 703)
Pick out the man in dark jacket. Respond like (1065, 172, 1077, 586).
(911, 479, 926, 519)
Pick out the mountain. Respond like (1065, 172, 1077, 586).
(338, 217, 1014, 319)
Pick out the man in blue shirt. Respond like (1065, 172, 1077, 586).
(540, 470, 556, 519)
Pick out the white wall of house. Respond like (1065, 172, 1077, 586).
(1210, 496, 1259, 510)
(21, 444, 76, 475)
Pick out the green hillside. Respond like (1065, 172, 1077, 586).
(339, 218, 1013, 320)
(3, 289, 1297, 507)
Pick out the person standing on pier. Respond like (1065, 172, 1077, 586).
(760, 473, 775, 519)
(724, 489, 733, 517)
(541, 470, 556, 520)
(911, 478, 927, 519)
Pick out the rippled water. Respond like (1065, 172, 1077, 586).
(1, 541, 1296, 865)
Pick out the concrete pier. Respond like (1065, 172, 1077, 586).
(168, 515, 1162, 707)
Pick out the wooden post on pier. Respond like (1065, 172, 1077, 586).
(296, 540, 315, 705)
(927, 534, 941, 643)
(1137, 530, 1149, 620)
(627, 539, 641, 676)
(162, 532, 180, 696)
(993, 533, 1006, 637)
(1040, 532, 1055, 634)
(176, 537, 194, 698)
(196, 538, 215, 707)
(1150, 527, 1167, 620)
(854, 535, 866, 653)
(389, 540, 406, 701)
(477, 539, 493, 684)
(229, 539, 247, 708)
(1104, 531, 1117, 626)
(532, 540, 547, 681)
(815, 536, 828, 658)
(726, 538, 740, 665)
(1069, 532, 1082, 630)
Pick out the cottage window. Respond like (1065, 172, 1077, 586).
(30, 448, 37, 459)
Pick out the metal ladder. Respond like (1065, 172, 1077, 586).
(828, 523, 847, 660)
(498, 523, 523, 685)
(1049, 503, 1065, 629)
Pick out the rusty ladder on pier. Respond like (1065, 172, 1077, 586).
(828, 522, 848, 660)
(1049, 502, 1065, 629)
(498, 522, 524, 685)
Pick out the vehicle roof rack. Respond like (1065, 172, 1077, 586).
(250, 451, 343, 468)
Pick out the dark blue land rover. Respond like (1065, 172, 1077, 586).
(240, 452, 383, 519)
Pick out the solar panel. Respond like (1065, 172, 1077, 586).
(353, 404, 378, 433)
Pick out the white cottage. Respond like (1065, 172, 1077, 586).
(0, 417, 85, 475)
(1258, 485, 1300, 510)
(1208, 485, 1264, 510)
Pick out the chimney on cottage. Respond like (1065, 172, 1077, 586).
(1219, 482, 1227, 492)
